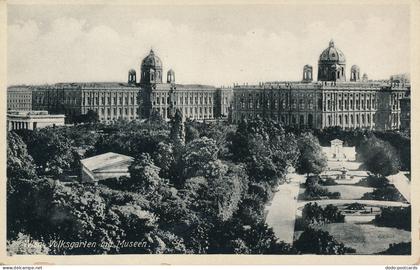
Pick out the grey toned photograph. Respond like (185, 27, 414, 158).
(6, 2, 411, 256)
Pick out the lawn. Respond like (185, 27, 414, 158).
(326, 185, 374, 200)
(317, 223, 411, 254)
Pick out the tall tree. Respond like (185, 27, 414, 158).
(170, 109, 185, 145)
(296, 132, 327, 175)
(359, 136, 400, 176)
(7, 132, 37, 180)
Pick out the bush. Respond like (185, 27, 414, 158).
(304, 176, 341, 200)
(345, 203, 365, 210)
(302, 203, 345, 224)
(294, 228, 356, 255)
(374, 206, 411, 231)
(356, 175, 389, 188)
(362, 186, 404, 202)
(378, 242, 411, 255)
(319, 177, 337, 186)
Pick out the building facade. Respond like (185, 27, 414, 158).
(7, 86, 32, 111)
(7, 41, 410, 130)
(231, 40, 409, 131)
(134, 49, 227, 121)
(31, 83, 140, 124)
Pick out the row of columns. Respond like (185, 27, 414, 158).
(8, 120, 32, 131)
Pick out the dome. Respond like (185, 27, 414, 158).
(351, 65, 360, 71)
(167, 68, 175, 74)
(319, 40, 346, 63)
(128, 69, 136, 74)
(141, 49, 162, 68)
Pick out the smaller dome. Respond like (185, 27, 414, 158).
(351, 65, 360, 71)
(304, 64, 312, 68)
(128, 69, 136, 74)
(168, 69, 175, 74)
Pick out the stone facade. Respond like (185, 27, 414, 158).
(31, 83, 140, 123)
(7, 86, 32, 111)
(136, 49, 227, 121)
(231, 40, 409, 131)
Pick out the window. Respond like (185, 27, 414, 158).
(299, 99, 304, 110)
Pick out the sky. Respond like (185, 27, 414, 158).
(7, 3, 410, 86)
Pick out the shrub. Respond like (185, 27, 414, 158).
(374, 206, 411, 231)
(319, 177, 337, 186)
(362, 186, 404, 202)
(302, 203, 345, 224)
(356, 175, 389, 188)
(378, 242, 411, 255)
(304, 176, 341, 200)
(345, 203, 365, 210)
(294, 228, 356, 255)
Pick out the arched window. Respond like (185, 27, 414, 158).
(345, 115, 348, 125)
(299, 115, 304, 126)
(308, 114, 313, 127)
(350, 115, 354, 124)
(339, 115, 342, 125)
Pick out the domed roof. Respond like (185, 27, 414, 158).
(351, 65, 360, 70)
(319, 40, 346, 63)
(167, 68, 175, 74)
(128, 69, 136, 74)
(141, 49, 162, 68)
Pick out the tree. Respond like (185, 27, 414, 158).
(185, 124, 200, 143)
(169, 109, 185, 145)
(18, 128, 76, 177)
(294, 228, 355, 254)
(128, 153, 165, 193)
(359, 136, 400, 176)
(296, 132, 327, 175)
(7, 132, 37, 180)
(180, 137, 219, 180)
(7, 233, 49, 255)
(85, 109, 99, 124)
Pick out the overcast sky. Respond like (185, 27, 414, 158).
(7, 3, 410, 86)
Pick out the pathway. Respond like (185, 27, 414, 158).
(265, 173, 304, 244)
(387, 172, 411, 203)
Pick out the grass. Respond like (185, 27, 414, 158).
(316, 223, 411, 254)
(326, 185, 374, 200)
